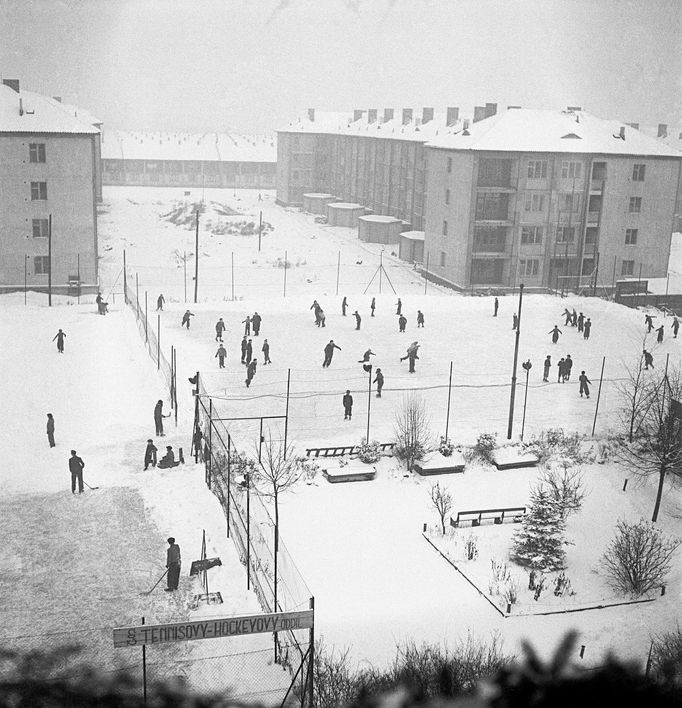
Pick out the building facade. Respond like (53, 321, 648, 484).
(424, 109, 682, 289)
(0, 80, 100, 290)
(101, 131, 276, 189)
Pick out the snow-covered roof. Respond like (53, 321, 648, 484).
(0, 84, 99, 134)
(101, 131, 276, 162)
(400, 230, 425, 241)
(52, 100, 102, 127)
(426, 108, 682, 158)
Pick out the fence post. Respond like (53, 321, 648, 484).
(591, 356, 606, 436)
(157, 315, 160, 370)
(144, 291, 148, 344)
(445, 360, 453, 440)
(284, 369, 291, 459)
(207, 399, 213, 489)
(308, 596, 315, 708)
(141, 616, 147, 707)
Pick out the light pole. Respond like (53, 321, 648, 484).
(193, 209, 200, 304)
(365, 364, 373, 443)
(521, 359, 532, 441)
(24, 254, 28, 305)
(507, 283, 524, 439)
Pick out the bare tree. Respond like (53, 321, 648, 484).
(394, 393, 431, 471)
(602, 519, 680, 597)
(539, 463, 586, 520)
(616, 349, 657, 442)
(616, 367, 682, 522)
(430, 482, 453, 534)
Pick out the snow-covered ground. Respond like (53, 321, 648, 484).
(3, 187, 682, 700)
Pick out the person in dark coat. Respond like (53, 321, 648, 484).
(318, 309, 326, 327)
(417, 310, 424, 327)
(564, 354, 573, 381)
(68, 450, 85, 494)
(578, 371, 592, 398)
(96, 292, 104, 315)
(358, 349, 375, 363)
(672, 317, 680, 338)
(583, 318, 592, 339)
(353, 311, 361, 330)
(643, 349, 654, 370)
(395, 298, 402, 315)
(512, 313, 518, 330)
(656, 325, 665, 343)
(577, 312, 585, 332)
(165, 537, 181, 591)
(262, 339, 271, 364)
(215, 318, 226, 342)
(341, 296, 348, 316)
(557, 358, 565, 383)
(240, 335, 248, 364)
(542, 356, 551, 382)
(398, 314, 407, 332)
(181, 310, 194, 329)
(571, 309, 577, 327)
(322, 340, 341, 367)
(156, 293, 165, 311)
(242, 315, 251, 336)
(246, 339, 253, 364)
(563, 308, 572, 326)
(645, 314, 655, 333)
(53, 329, 66, 353)
(548, 325, 562, 344)
(46, 413, 55, 447)
(144, 439, 158, 470)
(215, 344, 227, 368)
(154, 400, 168, 436)
(245, 360, 257, 387)
(252, 312, 262, 336)
(400, 342, 420, 373)
(158, 446, 179, 468)
(370, 297, 376, 317)
(373, 368, 384, 397)
(493, 297, 499, 317)
(343, 390, 353, 420)
(311, 300, 321, 325)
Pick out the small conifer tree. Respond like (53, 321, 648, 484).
(511, 486, 567, 572)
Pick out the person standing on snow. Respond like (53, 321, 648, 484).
(245, 360, 257, 387)
(645, 314, 655, 333)
(181, 310, 194, 329)
(493, 297, 499, 317)
(343, 390, 353, 420)
(400, 341, 420, 373)
(252, 312, 262, 336)
(370, 297, 376, 317)
(341, 296, 348, 316)
(571, 309, 578, 327)
(398, 314, 407, 332)
(215, 318, 226, 342)
(242, 315, 251, 336)
(564, 355, 573, 381)
(417, 310, 425, 328)
(353, 311, 361, 330)
(542, 356, 551, 382)
(165, 537, 181, 592)
(583, 318, 592, 340)
(643, 349, 654, 370)
(68, 450, 85, 494)
(144, 439, 158, 470)
(245, 339, 253, 365)
(373, 368, 384, 397)
(557, 358, 566, 383)
(262, 339, 271, 364)
(310, 300, 321, 325)
(215, 344, 227, 368)
(396, 298, 402, 315)
(548, 325, 562, 344)
(156, 293, 165, 311)
(672, 317, 680, 338)
(53, 329, 66, 353)
(46, 413, 56, 448)
(322, 340, 341, 367)
(656, 325, 665, 343)
(240, 335, 248, 364)
(154, 400, 169, 436)
(577, 312, 585, 333)
(578, 371, 592, 398)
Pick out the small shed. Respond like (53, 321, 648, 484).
(358, 215, 403, 244)
(302, 193, 337, 215)
(399, 231, 425, 263)
(327, 202, 365, 228)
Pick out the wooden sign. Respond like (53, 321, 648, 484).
(113, 609, 314, 648)
(189, 557, 222, 575)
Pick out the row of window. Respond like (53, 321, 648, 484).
(442, 223, 642, 246)
(518, 258, 636, 277)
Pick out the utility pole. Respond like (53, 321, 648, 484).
(444, 360, 453, 440)
(507, 284, 524, 439)
(193, 209, 200, 304)
(183, 250, 187, 303)
(48, 213, 52, 306)
(366, 366, 373, 443)
(258, 210, 263, 252)
(24, 254, 27, 305)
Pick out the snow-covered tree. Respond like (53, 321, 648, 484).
(511, 486, 567, 572)
(429, 482, 453, 535)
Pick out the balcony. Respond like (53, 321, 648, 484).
(590, 179, 605, 193)
(472, 241, 507, 254)
(586, 211, 601, 224)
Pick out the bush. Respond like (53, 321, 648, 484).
(438, 436, 455, 457)
(539, 463, 586, 520)
(356, 439, 380, 464)
(650, 625, 682, 687)
(602, 519, 680, 597)
(393, 394, 431, 470)
(474, 432, 497, 464)
(525, 428, 592, 464)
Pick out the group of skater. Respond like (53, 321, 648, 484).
(644, 313, 679, 343)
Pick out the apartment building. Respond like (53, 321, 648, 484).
(102, 131, 276, 189)
(0, 79, 101, 290)
(424, 108, 682, 289)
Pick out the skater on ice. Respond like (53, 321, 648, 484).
(353, 311, 361, 330)
(165, 537, 181, 591)
(542, 356, 551, 382)
(343, 390, 353, 420)
(240, 335, 248, 364)
(417, 310, 424, 328)
(643, 349, 654, 370)
(215, 344, 227, 368)
(245, 360, 257, 387)
(262, 339, 271, 364)
(322, 340, 341, 368)
(645, 314, 655, 332)
(571, 309, 577, 327)
(358, 348, 375, 363)
(69, 450, 85, 494)
(579, 371, 592, 398)
(245, 339, 253, 365)
(144, 439, 158, 470)
(563, 308, 572, 326)
(512, 313, 518, 330)
(656, 325, 665, 343)
(318, 309, 326, 327)
(181, 310, 194, 329)
(577, 312, 584, 333)
(242, 315, 251, 336)
(400, 342, 420, 373)
(583, 318, 592, 339)
(672, 316, 680, 338)
(398, 314, 407, 332)
(557, 358, 566, 383)
(252, 312, 262, 336)
(341, 296, 348, 316)
(311, 300, 322, 325)
(215, 318, 226, 342)
(564, 354, 573, 381)
(396, 298, 402, 315)
(493, 297, 499, 317)
(373, 368, 384, 397)
(548, 325, 562, 344)
(46, 413, 55, 448)
(53, 329, 66, 353)
(156, 293, 165, 311)
(370, 297, 376, 317)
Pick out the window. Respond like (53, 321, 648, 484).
(519, 259, 539, 276)
(632, 164, 646, 181)
(476, 192, 510, 220)
(445, 188, 450, 205)
(625, 228, 638, 245)
(442, 220, 448, 236)
(585, 227, 598, 244)
(440, 251, 446, 267)
(629, 197, 642, 213)
(29, 143, 46, 163)
(34, 256, 50, 275)
(521, 226, 543, 244)
(556, 226, 575, 242)
(32, 218, 48, 238)
(477, 158, 513, 187)
(621, 260, 635, 276)
(527, 160, 547, 179)
(30, 181, 47, 200)
(447, 157, 452, 174)
(559, 193, 581, 212)
(524, 193, 545, 212)
(561, 161, 582, 179)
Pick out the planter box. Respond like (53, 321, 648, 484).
(491, 448, 539, 470)
(413, 451, 465, 475)
(323, 464, 376, 483)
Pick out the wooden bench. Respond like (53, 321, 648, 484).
(490, 448, 539, 470)
(322, 464, 376, 483)
(306, 442, 395, 458)
(413, 451, 465, 475)
(450, 506, 526, 528)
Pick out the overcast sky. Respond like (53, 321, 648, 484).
(1, 0, 680, 134)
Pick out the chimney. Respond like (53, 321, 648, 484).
(473, 106, 487, 123)
(382, 108, 394, 123)
(422, 107, 434, 124)
(307, 108, 315, 122)
(485, 102, 497, 118)
(566, 106, 582, 112)
(619, 126, 626, 139)
(19, 97, 24, 116)
(446, 107, 459, 126)
(353, 109, 363, 122)
(2, 78, 20, 93)
(462, 118, 470, 135)
(368, 108, 377, 124)
(402, 108, 413, 125)
(52, 96, 62, 103)
(627, 122, 639, 130)
(658, 123, 668, 138)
